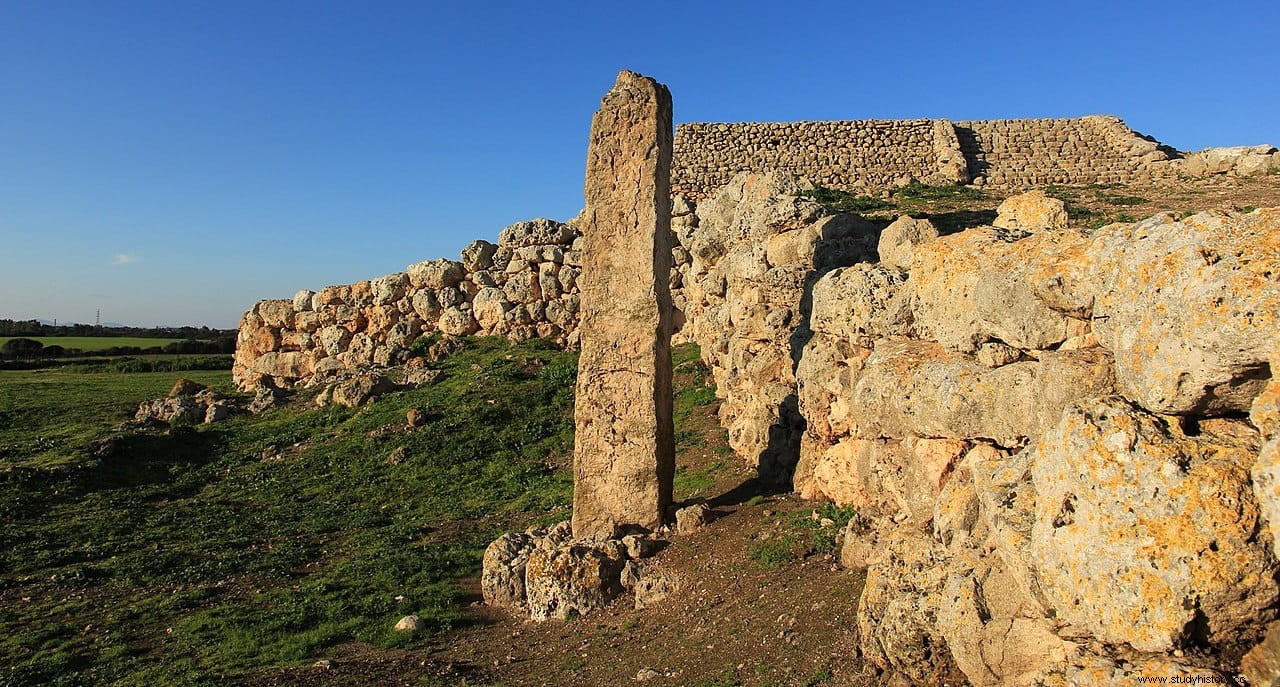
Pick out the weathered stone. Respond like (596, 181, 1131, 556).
(481, 533, 534, 609)
(460, 239, 498, 271)
(621, 533, 658, 560)
(993, 189, 1069, 231)
(169, 378, 207, 397)
(393, 615, 422, 632)
(524, 541, 625, 621)
(857, 527, 964, 686)
(633, 569, 681, 610)
(406, 259, 465, 290)
(674, 502, 712, 534)
(1084, 209, 1280, 415)
(324, 373, 397, 408)
(1243, 621, 1280, 687)
(437, 306, 478, 337)
(910, 226, 1073, 352)
(498, 218, 577, 248)
(471, 287, 511, 331)
(808, 264, 911, 342)
(571, 70, 675, 539)
(876, 215, 939, 270)
(1030, 397, 1278, 652)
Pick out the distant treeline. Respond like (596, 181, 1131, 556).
(1, 337, 236, 360)
(0, 355, 233, 373)
(0, 319, 235, 339)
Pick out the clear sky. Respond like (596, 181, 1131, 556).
(2, 1, 1277, 328)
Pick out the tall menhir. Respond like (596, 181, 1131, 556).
(571, 70, 676, 539)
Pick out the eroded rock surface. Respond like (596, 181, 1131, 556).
(571, 70, 676, 538)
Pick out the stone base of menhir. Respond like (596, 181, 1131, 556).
(481, 521, 672, 621)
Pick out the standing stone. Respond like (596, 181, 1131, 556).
(572, 70, 675, 538)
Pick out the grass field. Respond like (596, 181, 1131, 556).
(0, 368, 234, 469)
(0, 337, 721, 685)
(0, 336, 193, 351)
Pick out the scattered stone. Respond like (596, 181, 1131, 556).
(674, 503, 712, 534)
(247, 380, 288, 414)
(635, 667, 663, 681)
(393, 615, 422, 632)
(634, 570, 681, 610)
(203, 401, 236, 424)
(385, 447, 407, 465)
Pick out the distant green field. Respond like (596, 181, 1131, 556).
(0, 336, 191, 350)
(0, 368, 234, 468)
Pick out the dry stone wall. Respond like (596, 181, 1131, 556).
(671, 114, 1172, 199)
(955, 114, 1169, 187)
(233, 218, 591, 389)
(787, 197, 1280, 684)
(672, 119, 966, 200)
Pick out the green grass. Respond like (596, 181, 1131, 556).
(892, 180, 987, 203)
(0, 368, 235, 468)
(0, 336, 582, 685)
(797, 187, 893, 214)
(750, 502, 859, 569)
(0, 337, 192, 351)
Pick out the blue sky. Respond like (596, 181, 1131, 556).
(2, 1, 1277, 328)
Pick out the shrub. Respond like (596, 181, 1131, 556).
(797, 187, 893, 213)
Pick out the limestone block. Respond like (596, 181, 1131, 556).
(1030, 397, 1277, 652)
(571, 70, 676, 538)
(876, 215, 939, 270)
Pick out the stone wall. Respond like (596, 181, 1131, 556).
(671, 115, 1170, 199)
(233, 216, 699, 390)
(234, 219, 587, 388)
(955, 114, 1168, 187)
(672, 119, 967, 200)
(788, 200, 1280, 684)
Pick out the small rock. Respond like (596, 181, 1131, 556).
(620, 560, 642, 590)
(635, 667, 663, 681)
(386, 447, 408, 465)
(675, 503, 712, 534)
(169, 378, 208, 397)
(312, 659, 332, 669)
(394, 615, 423, 632)
(976, 342, 1021, 368)
(621, 533, 658, 559)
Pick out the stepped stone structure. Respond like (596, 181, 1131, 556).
(671, 114, 1170, 199)
(572, 70, 676, 539)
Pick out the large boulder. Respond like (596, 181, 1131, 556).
(857, 527, 966, 685)
(498, 218, 577, 248)
(910, 226, 1079, 352)
(524, 540, 626, 621)
(406, 259, 465, 290)
(876, 215, 939, 270)
(993, 189, 1069, 232)
(481, 533, 534, 610)
(1083, 209, 1280, 415)
(1030, 397, 1277, 653)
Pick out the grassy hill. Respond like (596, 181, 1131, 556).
(0, 337, 639, 685)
